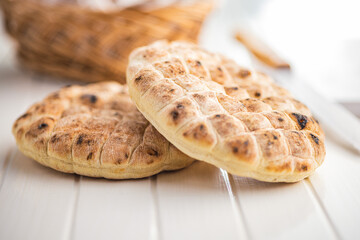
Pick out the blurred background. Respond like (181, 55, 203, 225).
(0, 0, 359, 100)
(201, 0, 360, 104)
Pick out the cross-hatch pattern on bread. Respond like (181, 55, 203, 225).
(127, 40, 325, 182)
(12, 82, 194, 179)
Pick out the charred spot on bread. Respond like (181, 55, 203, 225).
(232, 147, 238, 153)
(171, 110, 179, 121)
(135, 75, 142, 82)
(147, 148, 159, 157)
(292, 113, 308, 129)
(310, 133, 319, 145)
(86, 139, 93, 146)
(168, 100, 194, 124)
(38, 123, 48, 130)
(226, 136, 256, 163)
(177, 104, 184, 109)
(76, 135, 84, 145)
(50, 134, 58, 143)
(81, 94, 98, 104)
(238, 69, 250, 78)
(182, 122, 215, 145)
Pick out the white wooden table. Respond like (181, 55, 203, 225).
(1, 1, 360, 239)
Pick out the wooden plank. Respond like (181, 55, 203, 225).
(231, 175, 337, 240)
(0, 66, 79, 239)
(309, 137, 360, 240)
(0, 61, 72, 180)
(72, 177, 155, 240)
(0, 53, 33, 183)
(0, 149, 79, 240)
(156, 162, 246, 240)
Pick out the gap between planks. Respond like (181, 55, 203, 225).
(150, 176, 162, 240)
(0, 147, 16, 191)
(0, 55, 37, 191)
(304, 179, 341, 240)
(221, 169, 251, 240)
(64, 175, 81, 240)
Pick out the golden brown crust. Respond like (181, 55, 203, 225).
(127, 40, 326, 182)
(12, 82, 194, 179)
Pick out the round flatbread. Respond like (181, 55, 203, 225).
(12, 82, 194, 179)
(127, 40, 325, 182)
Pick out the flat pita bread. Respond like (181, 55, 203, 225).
(127, 40, 325, 182)
(12, 81, 194, 179)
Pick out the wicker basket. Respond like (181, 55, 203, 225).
(1, 0, 213, 83)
